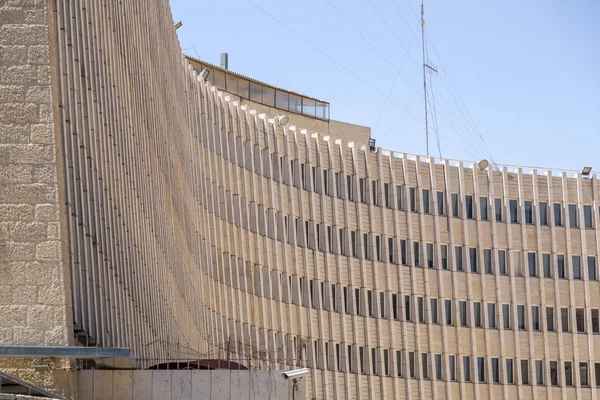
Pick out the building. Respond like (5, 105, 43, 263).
(0, 0, 599, 399)
(185, 55, 372, 145)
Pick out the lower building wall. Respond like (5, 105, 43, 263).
(0, 358, 75, 399)
(76, 370, 305, 400)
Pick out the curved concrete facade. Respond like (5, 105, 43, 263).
(1, 0, 599, 399)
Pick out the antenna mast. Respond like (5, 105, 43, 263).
(421, 0, 429, 156)
(421, 1, 438, 157)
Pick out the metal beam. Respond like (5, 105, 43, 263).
(0, 346, 131, 359)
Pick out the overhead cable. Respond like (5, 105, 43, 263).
(246, 0, 424, 123)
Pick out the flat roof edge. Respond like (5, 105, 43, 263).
(185, 54, 329, 104)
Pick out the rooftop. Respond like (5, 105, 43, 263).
(186, 55, 330, 120)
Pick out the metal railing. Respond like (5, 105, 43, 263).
(378, 148, 597, 179)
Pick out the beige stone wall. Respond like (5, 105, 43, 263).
(0, 0, 74, 396)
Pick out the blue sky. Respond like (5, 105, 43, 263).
(170, 0, 599, 170)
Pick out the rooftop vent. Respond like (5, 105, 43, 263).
(220, 53, 228, 70)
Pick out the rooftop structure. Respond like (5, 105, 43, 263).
(186, 55, 330, 121)
(186, 55, 372, 145)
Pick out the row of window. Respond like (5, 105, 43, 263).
(205, 179, 600, 281)
(227, 327, 597, 386)
(310, 342, 600, 388)
(211, 136, 599, 229)
(211, 251, 600, 335)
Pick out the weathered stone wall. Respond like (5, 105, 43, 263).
(0, 0, 71, 347)
(0, 0, 74, 396)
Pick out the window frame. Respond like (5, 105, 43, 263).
(510, 199, 519, 224)
(569, 203, 578, 228)
(480, 196, 488, 221)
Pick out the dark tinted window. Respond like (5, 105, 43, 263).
(573, 256, 582, 280)
(536, 360, 544, 385)
(455, 246, 463, 271)
(495, 198, 502, 222)
(413, 241, 420, 267)
(452, 194, 459, 217)
(422, 189, 430, 214)
(580, 362, 589, 387)
(576, 308, 585, 333)
(430, 298, 438, 324)
(460, 301, 468, 327)
(554, 203, 562, 226)
(539, 202, 548, 225)
(584, 205, 593, 228)
(441, 245, 448, 270)
(435, 354, 442, 380)
(550, 361, 558, 386)
(528, 252, 536, 277)
(449, 355, 456, 381)
(463, 356, 471, 382)
(546, 306, 555, 331)
(525, 201, 533, 224)
(543, 253, 551, 278)
(470, 248, 478, 273)
(465, 195, 473, 219)
(498, 250, 507, 275)
(557, 255, 565, 279)
(521, 359, 529, 385)
(561, 308, 569, 332)
(591, 309, 599, 333)
(417, 296, 424, 323)
(480, 197, 488, 220)
(565, 362, 573, 386)
(518, 305, 526, 330)
(589, 256, 597, 281)
(569, 204, 578, 228)
(506, 359, 514, 384)
(532, 306, 540, 330)
(492, 358, 499, 383)
(427, 243, 434, 269)
(484, 249, 492, 274)
(396, 185, 402, 209)
(503, 304, 510, 329)
(445, 299, 452, 325)
(510, 200, 518, 223)
(473, 302, 481, 327)
(488, 303, 496, 328)
(437, 191, 444, 215)
(477, 357, 485, 382)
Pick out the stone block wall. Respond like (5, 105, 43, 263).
(0, 0, 71, 347)
(0, 0, 73, 396)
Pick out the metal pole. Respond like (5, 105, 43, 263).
(421, 0, 429, 157)
(226, 337, 231, 369)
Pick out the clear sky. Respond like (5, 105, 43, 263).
(170, 0, 599, 171)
